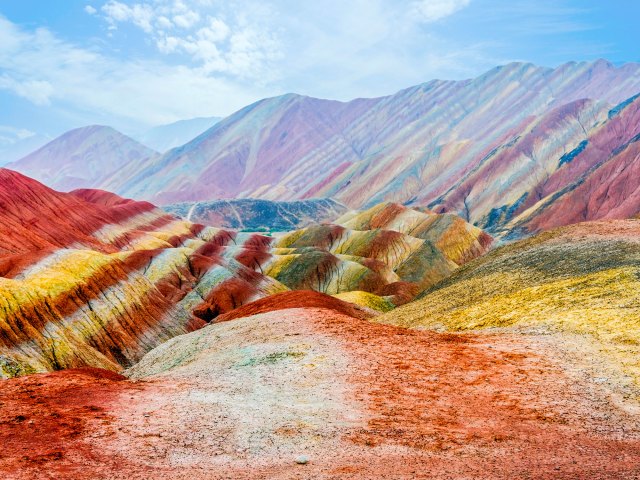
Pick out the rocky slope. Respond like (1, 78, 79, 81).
(7, 126, 157, 191)
(95, 60, 640, 238)
(500, 95, 640, 236)
(0, 169, 287, 377)
(264, 202, 492, 307)
(0, 171, 489, 377)
(164, 198, 347, 231)
(378, 219, 640, 387)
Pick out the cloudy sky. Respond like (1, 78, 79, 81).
(0, 0, 638, 145)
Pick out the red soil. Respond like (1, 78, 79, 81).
(214, 290, 374, 322)
(1, 307, 639, 479)
(322, 316, 640, 478)
(0, 368, 136, 478)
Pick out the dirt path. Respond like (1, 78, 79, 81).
(1, 308, 639, 479)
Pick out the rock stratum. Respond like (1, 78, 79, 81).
(0, 169, 490, 378)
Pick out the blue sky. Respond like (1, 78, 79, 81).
(0, 0, 638, 145)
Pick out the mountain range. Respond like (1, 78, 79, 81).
(8, 59, 640, 239)
(0, 168, 489, 377)
(2, 168, 640, 477)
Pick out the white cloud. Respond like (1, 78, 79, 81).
(411, 0, 471, 22)
(98, 1, 282, 83)
(198, 17, 230, 42)
(0, 15, 270, 126)
(84, 5, 98, 15)
(156, 15, 173, 29)
(0, 125, 38, 154)
(173, 10, 200, 29)
(0, 0, 502, 131)
(0, 125, 36, 142)
(102, 1, 154, 33)
(0, 75, 54, 106)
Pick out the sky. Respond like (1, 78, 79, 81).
(0, 0, 638, 146)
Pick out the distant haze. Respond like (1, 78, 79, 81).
(134, 117, 221, 153)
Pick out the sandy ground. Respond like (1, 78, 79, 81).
(1, 307, 640, 479)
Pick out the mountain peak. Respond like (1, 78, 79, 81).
(8, 125, 157, 192)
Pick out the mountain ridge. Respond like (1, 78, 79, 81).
(91, 60, 640, 239)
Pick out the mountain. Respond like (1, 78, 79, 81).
(98, 60, 640, 239)
(163, 198, 348, 231)
(7, 126, 158, 192)
(99, 92, 380, 202)
(499, 94, 640, 236)
(134, 116, 221, 153)
(260, 202, 492, 310)
(0, 170, 490, 377)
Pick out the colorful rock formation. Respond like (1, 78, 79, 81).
(378, 219, 640, 385)
(501, 95, 640, 236)
(264, 202, 492, 306)
(0, 170, 489, 377)
(0, 169, 287, 377)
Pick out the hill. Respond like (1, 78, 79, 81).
(164, 198, 347, 231)
(2, 300, 639, 478)
(0, 170, 489, 377)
